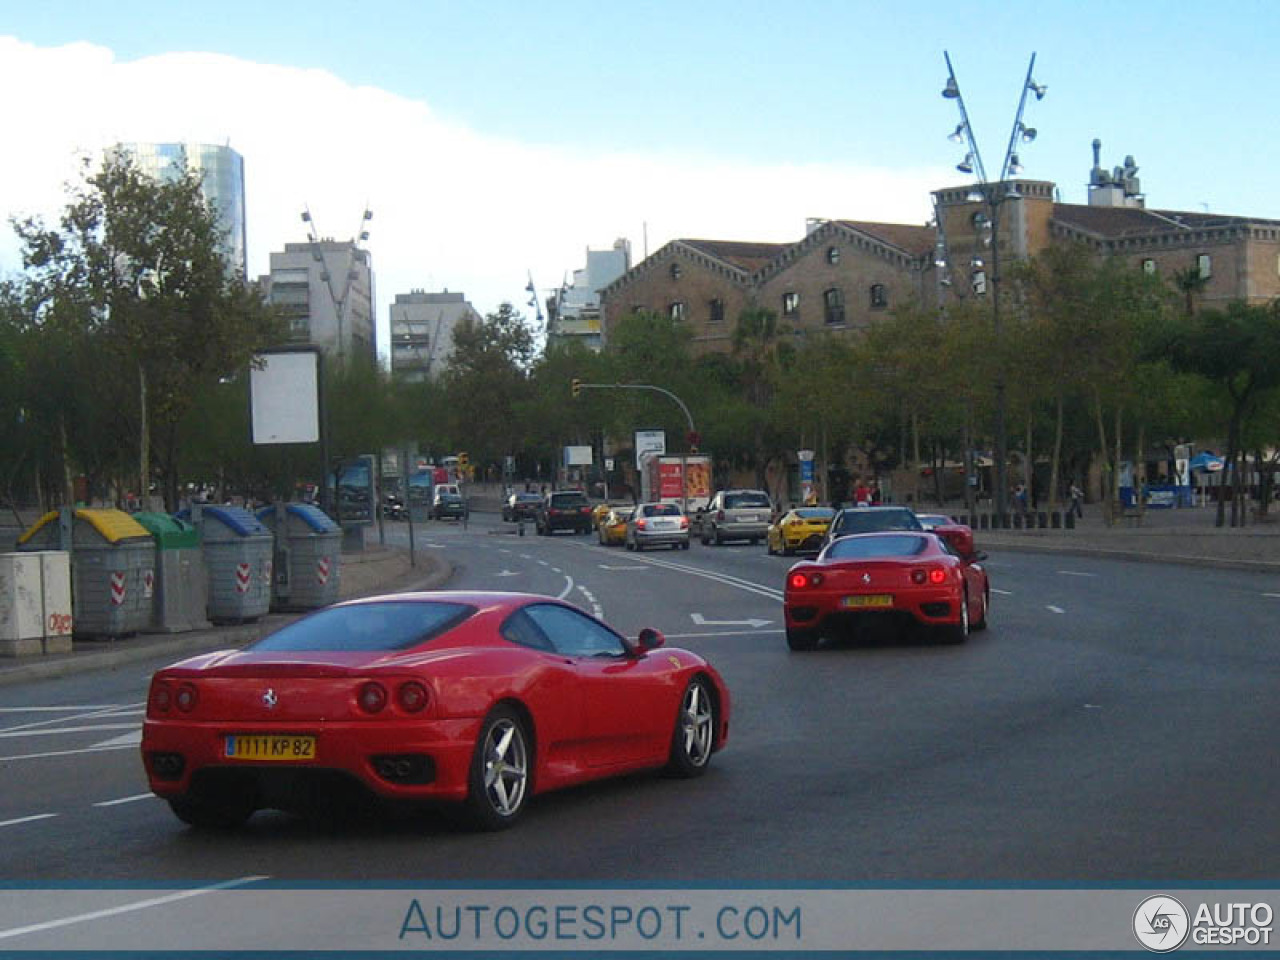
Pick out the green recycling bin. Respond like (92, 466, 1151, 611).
(132, 512, 211, 633)
(17, 509, 155, 639)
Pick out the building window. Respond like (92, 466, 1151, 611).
(869, 284, 888, 309)
(1197, 253, 1211, 279)
(669, 263, 682, 280)
(782, 292, 799, 316)
(669, 301, 686, 321)
(708, 298, 725, 324)
(1142, 259, 1156, 275)
(823, 288, 845, 325)
(826, 246, 840, 265)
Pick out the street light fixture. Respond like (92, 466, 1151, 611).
(938, 50, 1045, 523)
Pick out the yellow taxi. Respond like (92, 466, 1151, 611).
(597, 506, 632, 546)
(591, 502, 614, 529)
(766, 506, 836, 556)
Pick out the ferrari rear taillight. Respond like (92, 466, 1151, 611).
(358, 681, 388, 714)
(397, 681, 429, 713)
(175, 683, 199, 713)
(911, 567, 949, 585)
(788, 570, 823, 590)
(928, 567, 947, 584)
(149, 682, 172, 714)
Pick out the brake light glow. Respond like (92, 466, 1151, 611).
(788, 570, 823, 590)
(679, 516, 689, 529)
(358, 682, 388, 714)
(635, 518, 647, 530)
(928, 568, 947, 584)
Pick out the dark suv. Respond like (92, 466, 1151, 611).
(821, 505, 922, 548)
(536, 490, 593, 535)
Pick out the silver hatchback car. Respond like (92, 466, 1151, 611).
(700, 489, 773, 545)
(625, 502, 691, 551)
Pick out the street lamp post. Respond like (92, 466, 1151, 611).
(939, 51, 1045, 523)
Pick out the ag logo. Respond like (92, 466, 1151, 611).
(1134, 895, 1190, 952)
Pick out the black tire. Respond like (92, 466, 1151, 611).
(666, 678, 715, 777)
(786, 626, 820, 651)
(971, 586, 990, 631)
(625, 539, 635, 551)
(680, 540, 690, 550)
(713, 528, 723, 546)
(766, 538, 776, 556)
(464, 705, 531, 831)
(167, 791, 256, 830)
(939, 591, 970, 644)
(782, 544, 794, 556)
(701, 533, 711, 546)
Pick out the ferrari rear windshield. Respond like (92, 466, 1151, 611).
(826, 535, 929, 560)
(250, 601, 475, 652)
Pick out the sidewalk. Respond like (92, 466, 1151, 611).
(0, 545, 452, 688)
(967, 502, 1280, 573)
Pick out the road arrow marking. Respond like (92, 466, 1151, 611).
(691, 613, 772, 628)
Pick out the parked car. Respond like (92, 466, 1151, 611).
(767, 506, 835, 556)
(626, 502, 691, 551)
(821, 504, 923, 548)
(699, 489, 772, 546)
(141, 591, 731, 830)
(783, 528, 990, 650)
(597, 506, 631, 546)
(914, 512, 957, 530)
(536, 490, 593, 535)
(502, 492, 542, 522)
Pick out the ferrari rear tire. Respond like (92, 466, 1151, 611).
(785, 626, 820, 651)
(940, 592, 970, 644)
(971, 586, 990, 631)
(465, 705, 531, 831)
(167, 791, 256, 830)
(666, 677, 715, 778)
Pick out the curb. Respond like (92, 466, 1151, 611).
(0, 552, 455, 689)
(980, 537, 1280, 574)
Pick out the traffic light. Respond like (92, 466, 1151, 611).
(571, 378, 582, 398)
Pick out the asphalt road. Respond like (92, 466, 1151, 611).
(3, 511, 1278, 892)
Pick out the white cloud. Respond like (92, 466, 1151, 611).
(0, 36, 949, 356)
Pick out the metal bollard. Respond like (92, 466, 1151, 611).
(1037, 511, 1048, 528)
(1051, 511, 1062, 529)
(1064, 511, 1075, 530)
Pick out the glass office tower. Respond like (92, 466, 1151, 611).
(117, 142, 248, 277)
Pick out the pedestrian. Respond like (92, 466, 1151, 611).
(869, 480, 882, 505)
(1013, 483, 1028, 517)
(1070, 482, 1084, 518)
(854, 479, 871, 507)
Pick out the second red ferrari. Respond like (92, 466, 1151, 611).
(783, 527, 990, 650)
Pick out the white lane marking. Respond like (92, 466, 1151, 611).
(0, 875, 268, 942)
(555, 576, 575, 601)
(93, 793, 156, 807)
(1058, 570, 1097, 578)
(608, 552, 783, 601)
(0, 723, 139, 739)
(599, 564, 646, 570)
(575, 584, 604, 620)
(1047, 605, 1065, 614)
(0, 813, 58, 829)
(0, 706, 126, 713)
(992, 588, 1014, 596)
(664, 629, 784, 639)
(93, 731, 141, 748)
(519, 554, 533, 560)
(494, 569, 521, 577)
(0, 743, 137, 762)
(550, 567, 562, 573)
(0, 703, 144, 735)
(1264, 593, 1280, 599)
(691, 613, 772, 628)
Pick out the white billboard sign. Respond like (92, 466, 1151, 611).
(249, 350, 320, 445)
(634, 429, 666, 469)
(564, 445, 593, 466)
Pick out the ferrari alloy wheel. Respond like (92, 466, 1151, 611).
(466, 706, 530, 830)
(667, 678, 715, 777)
(940, 592, 969, 644)
(785, 626, 819, 651)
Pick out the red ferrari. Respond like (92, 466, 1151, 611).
(783, 527, 990, 650)
(141, 592, 730, 830)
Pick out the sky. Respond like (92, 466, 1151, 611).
(2, 0, 1277, 359)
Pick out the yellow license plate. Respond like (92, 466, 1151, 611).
(842, 595, 893, 608)
(225, 734, 315, 762)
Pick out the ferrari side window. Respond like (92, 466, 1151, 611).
(525, 604, 625, 659)
(499, 610, 555, 653)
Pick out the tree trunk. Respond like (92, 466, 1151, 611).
(138, 362, 149, 511)
(1092, 388, 1112, 526)
(1135, 423, 1146, 518)
(910, 410, 921, 508)
(1024, 412, 1034, 507)
(1113, 406, 1123, 513)
(1049, 392, 1064, 510)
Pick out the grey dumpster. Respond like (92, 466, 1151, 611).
(17, 509, 155, 639)
(133, 512, 211, 633)
(178, 506, 273, 624)
(256, 503, 342, 611)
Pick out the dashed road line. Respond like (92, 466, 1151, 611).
(1058, 570, 1097, 578)
(1047, 605, 1065, 614)
(0, 813, 58, 829)
(92, 793, 156, 808)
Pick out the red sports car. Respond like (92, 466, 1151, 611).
(141, 592, 730, 830)
(783, 527, 990, 650)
